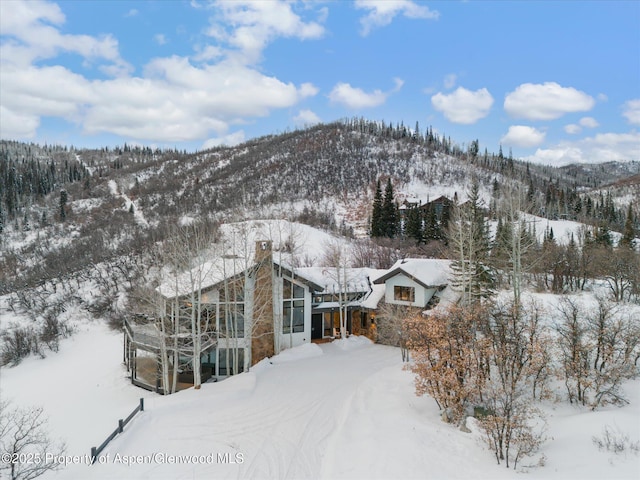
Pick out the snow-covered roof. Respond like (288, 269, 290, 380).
(432, 285, 460, 310)
(295, 267, 387, 295)
(372, 259, 452, 289)
(360, 283, 385, 310)
(157, 258, 323, 299)
(156, 256, 250, 298)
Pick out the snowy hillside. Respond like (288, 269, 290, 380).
(2, 295, 639, 480)
(1, 121, 639, 480)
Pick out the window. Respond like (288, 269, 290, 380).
(218, 348, 244, 376)
(220, 278, 245, 302)
(201, 305, 216, 333)
(360, 312, 367, 329)
(323, 313, 333, 337)
(394, 285, 415, 302)
(219, 303, 244, 338)
(283, 279, 305, 334)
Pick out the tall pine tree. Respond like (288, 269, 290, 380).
(620, 203, 636, 249)
(405, 205, 423, 243)
(449, 182, 495, 303)
(370, 180, 383, 237)
(381, 178, 399, 238)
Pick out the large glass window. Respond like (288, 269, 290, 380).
(201, 305, 216, 333)
(218, 348, 245, 376)
(219, 303, 244, 338)
(283, 279, 305, 334)
(218, 279, 245, 338)
(394, 285, 415, 302)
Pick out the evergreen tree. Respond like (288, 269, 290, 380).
(449, 181, 495, 303)
(491, 216, 513, 275)
(439, 200, 451, 242)
(382, 178, 399, 238)
(405, 205, 423, 243)
(424, 204, 440, 242)
(595, 223, 612, 247)
(59, 189, 67, 222)
(370, 180, 383, 237)
(22, 210, 30, 231)
(620, 203, 636, 249)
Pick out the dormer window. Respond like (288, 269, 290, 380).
(394, 285, 415, 302)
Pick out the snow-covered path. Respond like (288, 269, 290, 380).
(62, 339, 439, 480)
(51, 336, 515, 480)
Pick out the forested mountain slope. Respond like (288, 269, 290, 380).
(1, 119, 638, 321)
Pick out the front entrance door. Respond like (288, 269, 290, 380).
(311, 313, 323, 340)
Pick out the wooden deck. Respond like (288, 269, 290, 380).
(133, 357, 196, 393)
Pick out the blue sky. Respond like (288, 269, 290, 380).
(1, 0, 638, 166)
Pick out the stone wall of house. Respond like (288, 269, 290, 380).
(251, 240, 275, 364)
(352, 309, 377, 341)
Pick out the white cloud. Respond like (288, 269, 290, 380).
(1, 64, 94, 121)
(0, 0, 130, 73)
(329, 79, 402, 109)
(0, 105, 40, 139)
(1, 55, 319, 142)
(504, 82, 595, 120)
(329, 83, 386, 109)
(500, 125, 546, 148)
(0, 1, 322, 143)
(202, 130, 246, 149)
(525, 131, 640, 166)
(622, 99, 640, 125)
(443, 73, 457, 89)
(299, 82, 319, 97)
(154, 34, 167, 46)
(192, 45, 224, 61)
(564, 124, 581, 135)
(125, 9, 138, 18)
(355, 0, 439, 36)
(563, 117, 597, 136)
(431, 87, 494, 124)
(579, 116, 599, 128)
(208, 0, 326, 64)
(525, 147, 585, 167)
(293, 109, 321, 126)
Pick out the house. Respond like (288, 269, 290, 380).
(124, 241, 323, 394)
(399, 195, 452, 220)
(124, 240, 454, 394)
(295, 266, 386, 341)
(372, 258, 455, 310)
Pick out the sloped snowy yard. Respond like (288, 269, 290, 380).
(2, 315, 639, 480)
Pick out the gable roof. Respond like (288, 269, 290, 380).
(372, 259, 452, 289)
(295, 266, 386, 295)
(157, 258, 323, 299)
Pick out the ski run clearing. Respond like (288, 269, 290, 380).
(2, 296, 639, 480)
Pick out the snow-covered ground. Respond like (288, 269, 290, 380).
(2, 303, 639, 480)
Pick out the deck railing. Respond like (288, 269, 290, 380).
(90, 398, 144, 465)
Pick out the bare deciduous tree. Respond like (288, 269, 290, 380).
(0, 401, 66, 480)
(406, 304, 489, 424)
(554, 295, 640, 408)
(497, 185, 540, 305)
(320, 240, 353, 339)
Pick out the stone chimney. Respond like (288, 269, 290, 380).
(251, 240, 274, 364)
(254, 240, 273, 264)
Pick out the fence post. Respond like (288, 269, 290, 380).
(118, 419, 124, 434)
(140, 398, 144, 412)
